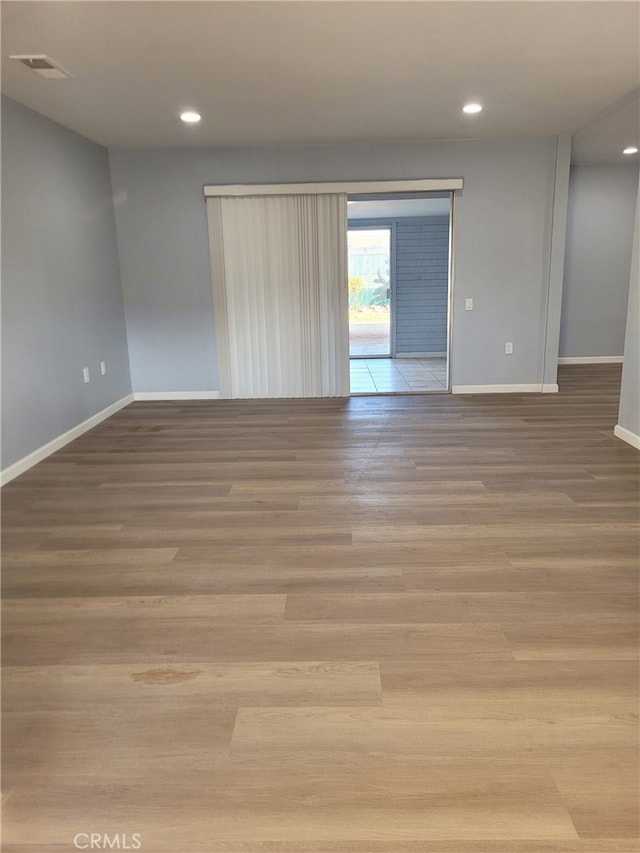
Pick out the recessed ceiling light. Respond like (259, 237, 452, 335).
(462, 103, 483, 114)
(623, 146, 638, 155)
(180, 111, 201, 124)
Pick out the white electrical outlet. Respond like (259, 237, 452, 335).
(505, 342, 513, 355)
(465, 298, 474, 311)
(100, 361, 107, 376)
(82, 367, 90, 383)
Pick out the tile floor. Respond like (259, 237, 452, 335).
(350, 357, 448, 394)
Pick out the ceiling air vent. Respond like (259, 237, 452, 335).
(10, 55, 73, 79)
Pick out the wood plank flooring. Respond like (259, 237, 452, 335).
(2, 364, 638, 852)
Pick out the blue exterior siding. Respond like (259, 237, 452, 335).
(394, 216, 450, 354)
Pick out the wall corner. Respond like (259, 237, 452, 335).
(542, 135, 572, 388)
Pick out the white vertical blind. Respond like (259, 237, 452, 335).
(206, 193, 349, 398)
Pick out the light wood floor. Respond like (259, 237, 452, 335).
(2, 365, 639, 852)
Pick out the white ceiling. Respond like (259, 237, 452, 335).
(1, 1, 639, 162)
(571, 90, 640, 164)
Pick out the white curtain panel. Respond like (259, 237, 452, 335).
(206, 193, 349, 398)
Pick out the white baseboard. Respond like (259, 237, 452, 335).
(614, 424, 640, 450)
(542, 384, 559, 393)
(1, 391, 223, 485)
(133, 391, 220, 401)
(452, 384, 544, 394)
(1, 394, 135, 486)
(558, 356, 624, 364)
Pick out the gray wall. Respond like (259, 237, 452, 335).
(617, 172, 640, 441)
(560, 163, 639, 358)
(394, 216, 449, 355)
(1, 97, 131, 470)
(109, 136, 563, 392)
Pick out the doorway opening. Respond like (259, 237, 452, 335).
(347, 192, 452, 395)
(348, 227, 391, 357)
